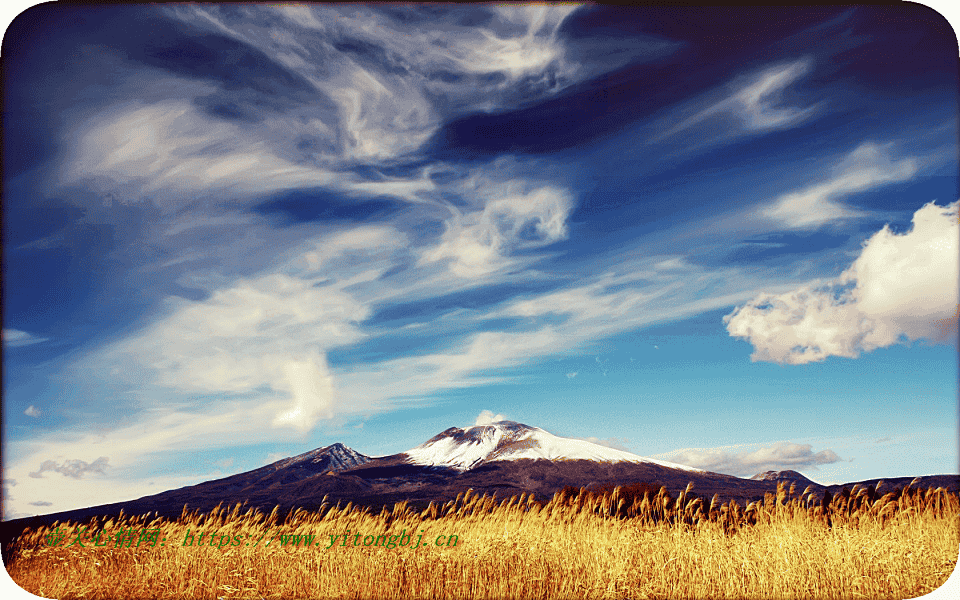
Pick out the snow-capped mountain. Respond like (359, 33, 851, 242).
(5, 418, 956, 538)
(402, 420, 705, 473)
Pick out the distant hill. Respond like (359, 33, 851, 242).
(750, 470, 819, 486)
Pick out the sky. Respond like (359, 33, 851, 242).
(2, 3, 958, 521)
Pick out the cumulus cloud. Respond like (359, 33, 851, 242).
(725, 200, 959, 364)
(29, 457, 110, 480)
(656, 442, 841, 477)
(3, 329, 49, 348)
(474, 410, 507, 426)
(763, 143, 918, 229)
(24, 406, 41, 418)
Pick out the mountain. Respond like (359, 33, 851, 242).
(3, 421, 958, 557)
(402, 421, 705, 472)
(271, 442, 371, 474)
(750, 470, 818, 486)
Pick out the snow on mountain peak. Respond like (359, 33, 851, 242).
(403, 420, 704, 473)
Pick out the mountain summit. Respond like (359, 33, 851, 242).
(749, 470, 817, 485)
(401, 420, 704, 473)
(272, 442, 371, 474)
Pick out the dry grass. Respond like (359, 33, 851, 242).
(6, 482, 958, 599)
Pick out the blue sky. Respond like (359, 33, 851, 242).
(3, 3, 958, 520)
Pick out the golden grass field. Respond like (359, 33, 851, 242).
(6, 480, 958, 600)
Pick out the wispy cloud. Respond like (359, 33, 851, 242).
(726, 200, 958, 364)
(655, 57, 821, 145)
(762, 142, 918, 229)
(59, 100, 339, 205)
(419, 180, 574, 278)
(3, 329, 49, 348)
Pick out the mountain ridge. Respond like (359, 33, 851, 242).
(2, 421, 957, 559)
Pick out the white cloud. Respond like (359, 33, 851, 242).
(732, 58, 820, 131)
(658, 58, 820, 142)
(726, 200, 959, 364)
(272, 352, 337, 433)
(24, 406, 40, 418)
(466, 5, 579, 77)
(474, 410, 507, 426)
(272, 3, 582, 102)
(60, 100, 337, 205)
(566, 372, 578, 379)
(86, 269, 373, 434)
(420, 182, 574, 277)
(3, 329, 49, 348)
(763, 143, 918, 229)
(160, 4, 588, 166)
(655, 442, 841, 477)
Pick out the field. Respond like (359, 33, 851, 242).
(6, 481, 958, 600)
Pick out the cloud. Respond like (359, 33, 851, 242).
(420, 181, 574, 277)
(87, 270, 372, 434)
(566, 372, 578, 379)
(269, 4, 585, 112)
(24, 406, 41, 418)
(656, 442, 841, 477)
(60, 100, 338, 205)
(155, 4, 591, 169)
(272, 353, 337, 433)
(730, 58, 820, 131)
(725, 200, 959, 364)
(474, 410, 507, 426)
(3, 329, 49, 348)
(29, 457, 110, 480)
(762, 143, 918, 229)
(658, 58, 820, 143)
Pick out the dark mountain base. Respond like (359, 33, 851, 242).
(3, 455, 956, 565)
